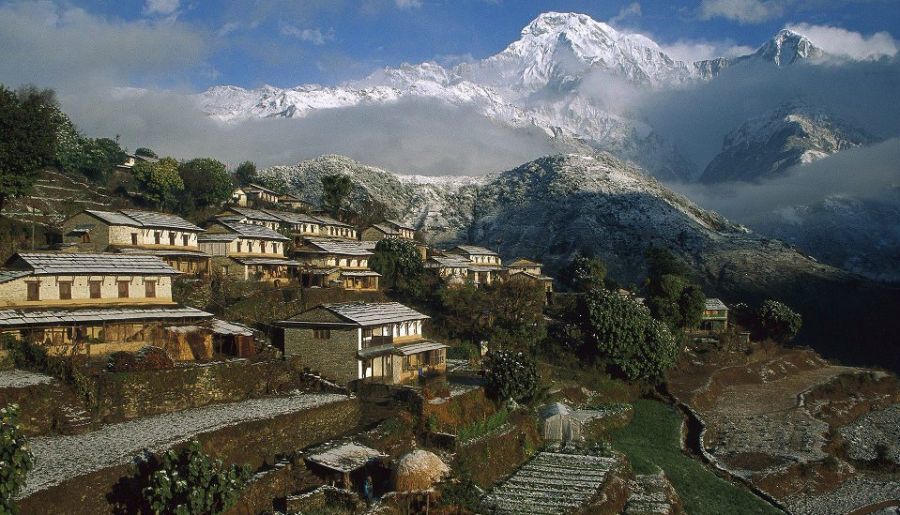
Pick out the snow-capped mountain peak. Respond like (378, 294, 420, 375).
(750, 28, 824, 66)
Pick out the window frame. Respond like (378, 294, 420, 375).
(117, 280, 130, 299)
(26, 281, 40, 301)
(89, 280, 102, 299)
(58, 281, 72, 300)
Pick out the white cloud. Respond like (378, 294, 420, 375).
(610, 2, 642, 24)
(661, 39, 754, 62)
(0, 1, 211, 90)
(395, 0, 423, 9)
(280, 24, 334, 45)
(787, 23, 898, 60)
(143, 0, 180, 16)
(217, 22, 240, 37)
(698, 0, 785, 24)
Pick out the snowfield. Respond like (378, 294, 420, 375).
(20, 393, 346, 498)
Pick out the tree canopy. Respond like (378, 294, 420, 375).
(321, 174, 352, 217)
(369, 238, 426, 300)
(0, 85, 59, 213)
(561, 253, 607, 292)
(134, 147, 157, 159)
(233, 161, 256, 186)
(758, 300, 802, 343)
(179, 157, 233, 210)
(133, 157, 184, 211)
(483, 350, 538, 403)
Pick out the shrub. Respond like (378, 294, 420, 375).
(0, 404, 34, 514)
(136, 346, 175, 371)
(483, 350, 538, 403)
(143, 440, 252, 515)
(758, 300, 802, 343)
(107, 351, 137, 372)
(440, 473, 481, 510)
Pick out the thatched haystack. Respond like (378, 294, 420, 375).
(393, 450, 450, 492)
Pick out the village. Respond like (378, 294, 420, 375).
(3, 164, 897, 515)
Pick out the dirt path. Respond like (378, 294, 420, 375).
(21, 393, 346, 498)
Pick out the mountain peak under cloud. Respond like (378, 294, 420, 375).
(750, 28, 824, 66)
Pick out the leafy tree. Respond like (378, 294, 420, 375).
(677, 282, 706, 329)
(133, 157, 184, 210)
(134, 147, 157, 159)
(143, 440, 252, 515)
(561, 253, 607, 292)
(0, 84, 59, 213)
(758, 300, 802, 343)
(67, 137, 126, 181)
(321, 174, 352, 217)
(369, 238, 426, 300)
(483, 350, 538, 403)
(645, 247, 691, 282)
(179, 158, 232, 210)
(253, 174, 288, 195)
(485, 278, 547, 350)
(583, 288, 679, 381)
(233, 161, 256, 186)
(438, 284, 492, 345)
(0, 404, 34, 514)
(644, 247, 705, 331)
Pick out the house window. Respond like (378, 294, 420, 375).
(145, 281, 156, 298)
(312, 329, 330, 340)
(168, 233, 176, 246)
(154, 232, 161, 245)
(131, 233, 138, 245)
(260, 242, 266, 253)
(237, 241, 243, 252)
(248, 242, 254, 252)
(117, 281, 130, 298)
(59, 281, 72, 300)
(89, 280, 102, 299)
(182, 234, 189, 246)
(27, 282, 40, 301)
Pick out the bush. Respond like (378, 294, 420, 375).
(758, 300, 802, 343)
(136, 346, 175, 371)
(440, 473, 481, 510)
(143, 440, 252, 515)
(483, 350, 538, 403)
(107, 351, 137, 372)
(0, 404, 34, 514)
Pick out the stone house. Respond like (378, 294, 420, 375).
(200, 219, 300, 284)
(294, 240, 380, 291)
(506, 258, 554, 293)
(700, 298, 729, 331)
(0, 252, 216, 357)
(265, 210, 325, 245)
(424, 255, 472, 287)
(61, 209, 210, 275)
(243, 183, 280, 205)
(278, 193, 313, 211)
(231, 187, 249, 207)
(427, 246, 505, 287)
(216, 207, 282, 231)
(278, 302, 448, 385)
(313, 213, 358, 240)
(361, 220, 415, 242)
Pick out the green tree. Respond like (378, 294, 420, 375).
(133, 157, 184, 210)
(562, 253, 607, 292)
(143, 440, 252, 515)
(321, 174, 352, 217)
(0, 85, 59, 213)
(485, 278, 547, 350)
(233, 161, 256, 186)
(179, 158, 232, 210)
(758, 300, 802, 343)
(645, 247, 690, 282)
(369, 238, 426, 300)
(134, 147, 157, 159)
(438, 284, 491, 345)
(0, 404, 34, 514)
(483, 350, 538, 403)
(584, 288, 678, 381)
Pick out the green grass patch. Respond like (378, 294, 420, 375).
(609, 399, 780, 515)
(456, 408, 509, 442)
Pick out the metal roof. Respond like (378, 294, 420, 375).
(298, 302, 429, 327)
(306, 443, 385, 473)
(302, 240, 372, 256)
(214, 220, 288, 241)
(221, 207, 281, 223)
(448, 245, 499, 256)
(705, 298, 728, 311)
(394, 341, 448, 356)
(8, 253, 178, 275)
(118, 210, 204, 232)
(0, 306, 212, 327)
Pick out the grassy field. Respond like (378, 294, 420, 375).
(609, 399, 782, 515)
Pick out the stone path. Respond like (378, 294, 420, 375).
(0, 369, 54, 389)
(21, 393, 346, 498)
(481, 451, 619, 514)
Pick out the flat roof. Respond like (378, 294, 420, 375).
(305, 442, 385, 473)
(6, 253, 179, 276)
(0, 306, 212, 327)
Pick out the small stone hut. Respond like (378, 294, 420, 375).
(540, 402, 583, 442)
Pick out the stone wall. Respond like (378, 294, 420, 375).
(18, 398, 362, 515)
(455, 411, 541, 488)
(284, 326, 359, 384)
(93, 360, 333, 424)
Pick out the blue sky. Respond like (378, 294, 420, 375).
(5, 0, 895, 92)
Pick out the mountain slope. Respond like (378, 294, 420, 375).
(701, 105, 877, 183)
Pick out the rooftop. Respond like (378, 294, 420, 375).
(264, 209, 321, 225)
(705, 298, 728, 311)
(5, 253, 179, 276)
(119, 210, 204, 232)
(245, 183, 279, 195)
(385, 219, 416, 231)
(301, 240, 372, 256)
(221, 207, 282, 223)
(213, 220, 289, 241)
(306, 442, 385, 473)
(448, 245, 499, 257)
(508, 258, 542, 268)
(311, 214, 353, 229)
(285, 302, 429, 327)
(0, 306, 212, 327)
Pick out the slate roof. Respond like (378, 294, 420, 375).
(84, 210, 141, 227)
(426, 256, 471, 268)
(394, 341, 448, 356)
(448, 245, 499, 256)
(286, 302, 429, 327)
(0, 306, 212, 327)
(705, 298, 728, 311)
(340, 270, 381, 277)
(301, 240, 372, 256)
(210, 318, 254, 336)
(118, 210, 204, 231)
(367, 224, 398, 236)
(385, 219, 415, 230)
(508, 258, 542, 268)
(312, 214, 353, 229)
(198, 233, 239, 243)
(222, 207, 282, 223)
(233, 257, 302, 266)
(306, 443, 385, 473)
(245, 183, 279, 195)
(264, 210, 321, 225)
(213, 220, 288, 241)
(0, 270, 31, 284)
(7, 253, 178, 276)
